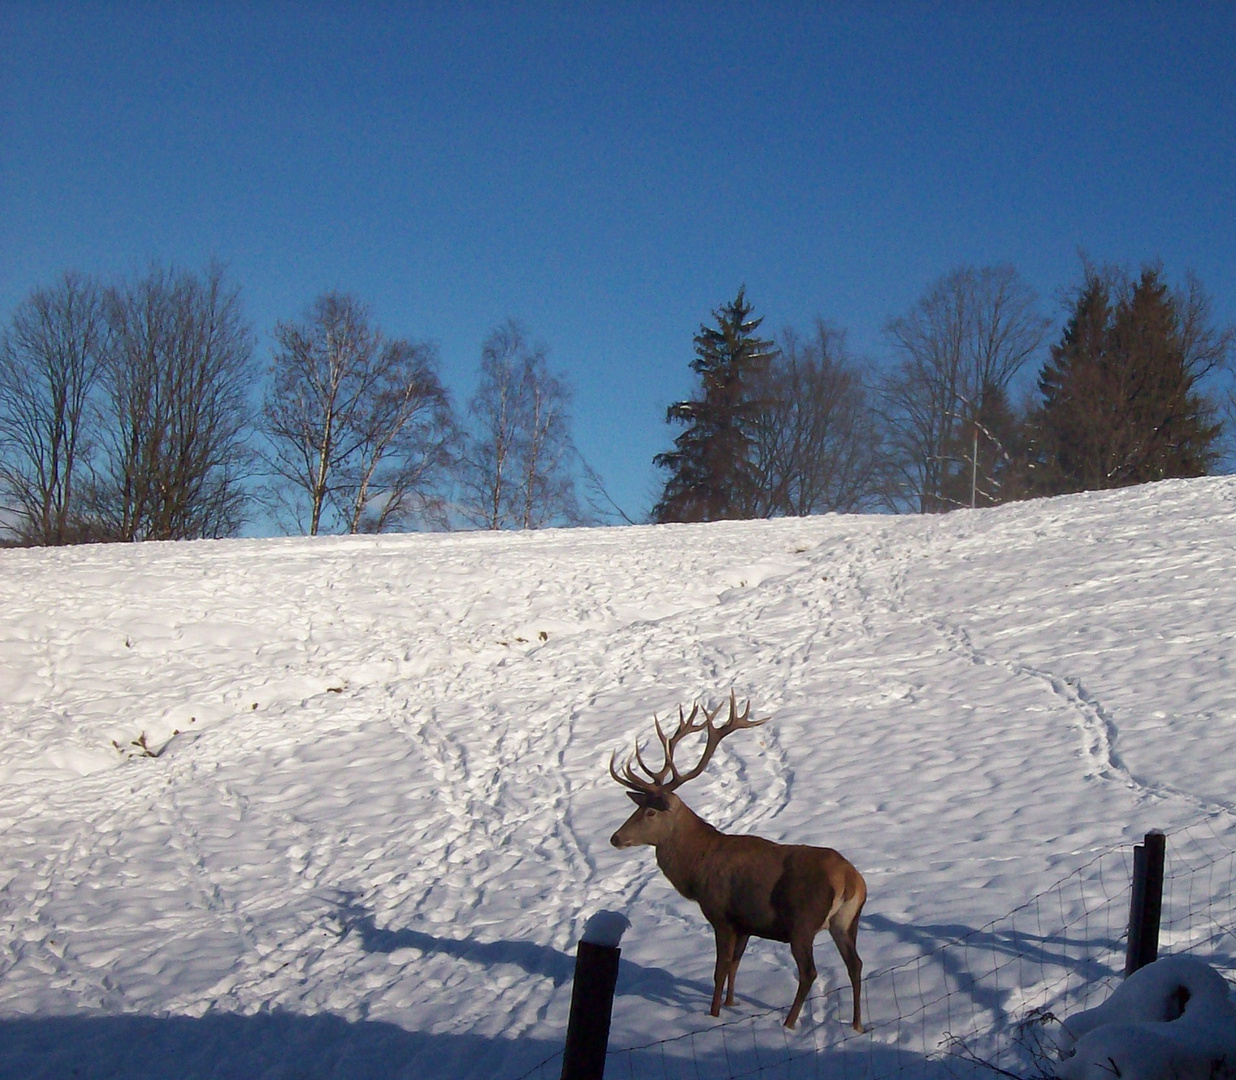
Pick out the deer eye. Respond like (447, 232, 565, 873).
(643, 808, 657, 818)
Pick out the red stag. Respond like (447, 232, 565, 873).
(609, 694, 866, 1031)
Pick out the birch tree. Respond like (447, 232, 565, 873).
(458, 320, 579, 530)
(263, 292, 454, 534)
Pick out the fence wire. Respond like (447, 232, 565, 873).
(516, 812, 1236, 1080)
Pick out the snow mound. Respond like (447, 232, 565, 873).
(581, 910, 631, 948)
(1056, 956, 1236, 1080)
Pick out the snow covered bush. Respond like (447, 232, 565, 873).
(1055, 956, 1236, 1080)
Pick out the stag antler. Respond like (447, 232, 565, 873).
(609, 692, 765, 796)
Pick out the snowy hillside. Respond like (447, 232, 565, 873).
(1, 477, 1235, 1079)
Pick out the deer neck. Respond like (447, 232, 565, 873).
(654, 801, 723, 900)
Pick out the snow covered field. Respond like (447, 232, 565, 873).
(1, 477, 1234, 1079)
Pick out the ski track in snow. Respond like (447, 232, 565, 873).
(1, 478, 1236, 1078)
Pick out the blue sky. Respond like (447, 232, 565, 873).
(3, 2, 1234, 524)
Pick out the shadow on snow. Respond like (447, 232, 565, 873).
(2, 905, 1067, 1080)
(336, 898, 723, 1006)
(0, 1011, 948, 1080)
(0, 1011, 560, 1080)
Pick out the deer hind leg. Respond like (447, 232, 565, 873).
(724, 933, 749, 1006)
(710, 925, 739, 1016)
(784, 937, 817, 1029)
(829, 903, 865, 1032)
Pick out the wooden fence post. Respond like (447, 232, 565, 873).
(560, 912, 628, 1080)
(1124, 829, 1165, 977)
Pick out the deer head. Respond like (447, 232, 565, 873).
(610, 692, 763, 848)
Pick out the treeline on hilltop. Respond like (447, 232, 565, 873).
(654, 264, 1233, 522)
(0, 260, 1232, 544)
(0, 266, 581, 543)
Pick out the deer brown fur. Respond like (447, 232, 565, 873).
(609, 695, 865, 1031)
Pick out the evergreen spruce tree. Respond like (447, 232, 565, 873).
(1031, 267, 1221, 495)
(1031, 273, 1114, 494)
(652, 289, 776, 523)
(1108, 270, 1220, 482)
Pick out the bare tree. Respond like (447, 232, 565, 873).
(457, 323, 522, 530)
(880, 265, 1048, 512)
(457, 320, 580, 530)
(0, 273, 106, 543)
(516, 352, 577, 529)
(263, 292, 455, 535)
(341, 339, 456, 533)
(747, 321, 884, 516)
(1176, 269, 1235, 421)
(93, 264, 257, 541)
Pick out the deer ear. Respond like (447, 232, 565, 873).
(625, 791, 646, 806)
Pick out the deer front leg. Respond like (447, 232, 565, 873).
(710, 924, 738, 1016)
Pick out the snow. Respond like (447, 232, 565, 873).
(1056, 956, 1236, 1079)
(1, 476, 1235, 1079)
(581, 911, 631, 948)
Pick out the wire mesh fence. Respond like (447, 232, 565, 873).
(517, 811, 1236, 1080)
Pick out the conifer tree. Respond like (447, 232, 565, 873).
(1031, 267, 1223, 494)
(653, 289, 776, 523)
(1031, 273, 1114, 493)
